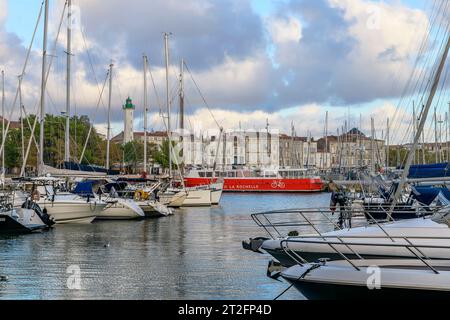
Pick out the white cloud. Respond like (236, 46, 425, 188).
(328, 0, 429, 98)
(268, 16, 302, 44)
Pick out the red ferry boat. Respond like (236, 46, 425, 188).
(184, 168, 325, 192)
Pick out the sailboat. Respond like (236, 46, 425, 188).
(14, 0, 108, 224)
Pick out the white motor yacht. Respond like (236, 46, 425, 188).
(260, 217, 450, 266)
(30, 184, 106, 224)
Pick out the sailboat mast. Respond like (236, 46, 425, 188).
(1, 70, 4, 179)
(386, 117, 389, 168)
(143, 55, 148, 174)
(19, 76, 24, 165)
(435, 108, 438, 163)
(412, 102, 416, 165)
(65, 0, 71, 164)
(179, 58, 184, 131)
(448, 102, 450, 162)
(38, 0, 49, 175)
(371, 117, 375, 173)
(164, 32, 172, 178)
(106, 63, 113, 171)
(325, 111, 328, 170)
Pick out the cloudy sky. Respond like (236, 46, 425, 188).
(0, 0, 447, 143)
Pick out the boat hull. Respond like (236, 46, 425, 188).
(136, 201, 172, 218)
(97, 200, 144, 220)
(287, 277, 450, 300)
(182, 189, 211, 207)
(37, 200, 103, 224)
(184, 177, 324, 192)
(0, 210, 47, 234)
(211, 189, 222, 205)
(282, 261, 450, 300)
(159, 192, 187, 207)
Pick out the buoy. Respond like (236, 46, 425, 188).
(0, 275, 8, 281)
(104, 243, 110, 248)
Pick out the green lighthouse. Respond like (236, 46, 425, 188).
(123, 96, 135, 144)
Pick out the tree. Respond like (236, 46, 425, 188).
(124, 141, 144, 171)
(151, 139, 178, 169)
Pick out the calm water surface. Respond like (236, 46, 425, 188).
(0, 193, 330, 300)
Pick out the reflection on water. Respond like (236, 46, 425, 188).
(0, 193, 330, 300)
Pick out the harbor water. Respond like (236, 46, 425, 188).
(0, 193, 330, 300)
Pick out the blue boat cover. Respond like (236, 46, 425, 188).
(408, 162, 450, 179)
(72, 180, 96, 196)
(412, 186, 450, 205)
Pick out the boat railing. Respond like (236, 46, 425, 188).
(280, 236, 450, 274)
(250, 207, 434, 240)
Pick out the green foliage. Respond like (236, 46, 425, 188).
(2, 114, 120, 170)
(124, 140, 143, 170)
(151, 139, 177, 169)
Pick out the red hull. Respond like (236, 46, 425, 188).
(184, 177, 324, 192)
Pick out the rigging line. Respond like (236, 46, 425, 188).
(399, 35, 450, 169)
(390, 29, 444, 143)
(79, 25, 107, 110)
(386, 0, 437, 117)
(0, 0, 44, 157)
(79, 70, 110, 162)
(414, 6, 450, 108)
(20, 106, 39, 150)
(183, 61, 221, 129)
(415, 8, 450, 109)
(16, 1, 69, 173)
(389, 1, 446, 140)
(147, 64, 166, 128)
(388, 0, 439, 135)
(392, 20, 449, 145)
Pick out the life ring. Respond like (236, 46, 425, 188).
(134, 190, 145, 201)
